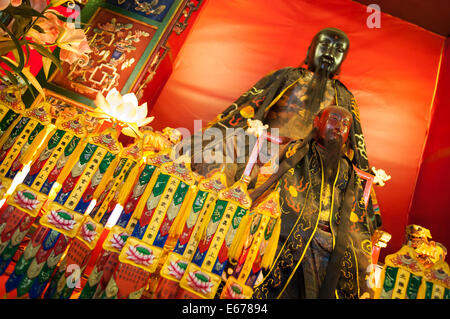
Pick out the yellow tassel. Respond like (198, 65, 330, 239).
(116, 163, 141, 205)
(56, 139, 88, 185)
(169, 185, 197, 238)
(20, 124, 56, 166)
(261, 218, 281, 270)
(92, 156, 120, 200)
(228, 213, 253, 263)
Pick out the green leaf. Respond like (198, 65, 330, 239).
(15, 70, 36, 99)
(0, 21, 24, 71)
(0, 66, 18, 85)
(32, 24, 45, 34)
(41, 56, 51, 78)
(29, 42, 62, 72)
(21, 66, 45, 98)
(1, 56, 37, 99)
(4, 5, 46, 19)
(11, 16, 32, 39)
(0, 39, 26, 56)
(0, 55, 21, 73)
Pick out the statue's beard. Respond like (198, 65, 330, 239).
(322, 135, 343, 184)
(304, 63, 332, 123)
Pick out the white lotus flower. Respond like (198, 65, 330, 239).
(94, 88, 154, 137)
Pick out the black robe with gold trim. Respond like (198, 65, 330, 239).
(252, 140, 374, 299)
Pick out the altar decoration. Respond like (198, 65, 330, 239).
(0, 0, 205, 300)
(99, 154, 197, 299)
(0, 99, 89, 277)
(175, 120, 280, 299)
(154, 170, 228, 298)
(3, 124, 122, 298)
(219, 190, 281, 299)
(78, 127, 181, 299)
(375, 224, 449, 299)
(43, 140, 143, 299)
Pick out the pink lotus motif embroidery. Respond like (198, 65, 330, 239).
(227, 283, 245, 299)
(80, 222, 97, 243)
(167, 259, 188, 280)
(186, 270, 214, 295)
(14, 190, 40, 210)
(110, 233, 129, 250)
(47, 210, 77, 230)
(126, 245, 154, 266)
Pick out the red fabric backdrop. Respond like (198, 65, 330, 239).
(148, 0, 445, 258)
(408, 38, 450, 254)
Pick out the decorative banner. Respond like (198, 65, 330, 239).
(138, 161, 196, 246)
(178, 179, 252, 299)
(0, 111, 88, 277)
(157, 171, 228, 298)
(7, 184, 48, 218)
(79, 152, 173, 299)
(119, 237, 163, 273)
(79, 249, 121, 299)
(102, 261, 150, 299)
(25, 123, 85, 194)
(220, 275, 253, 300)
(101, 159, 198, 299)
(375, 245, 426, 299)
(44, 238, 93, 299)
(0, 102, 53, 179)
(102, 225, 131, 254)
(0, 206, 35, 275)
(44, 142, 144, 299)
(39, 201, 85, 240)
(4, 226, 69, 298)
(4, 128, 122, 299)
(179, 262, 222, 299)
(220, 190, 282, 299)
(114, 152, 172, 230)
(422, 259, 450, 299)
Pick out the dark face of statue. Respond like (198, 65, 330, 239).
(306, 28, 349, 77)
(315, 106, 352, 147)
